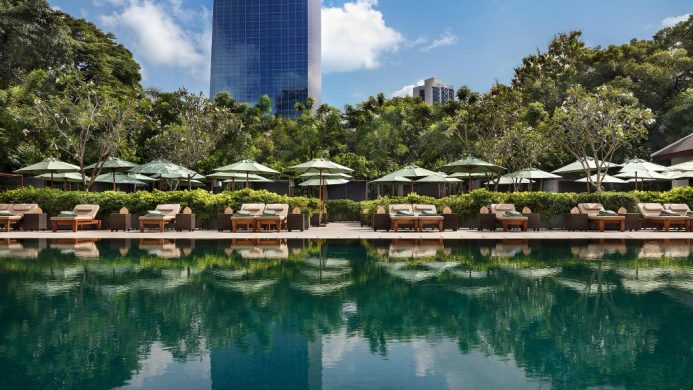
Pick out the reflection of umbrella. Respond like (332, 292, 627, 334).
(505, 168, 561, 191)
(15, 157, 80, 188)
(85, 157, 137, 190)
(214, 159, 280, 186)
(441, 157, 504, 192)
(575, 174, 627, 184)
(289, 158, 353, 225)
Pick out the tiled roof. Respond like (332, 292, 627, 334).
(651, 132, 693, 160)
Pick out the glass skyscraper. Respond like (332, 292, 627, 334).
(210, 0, 321, 118)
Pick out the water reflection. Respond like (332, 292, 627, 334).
(0, 239, 691, 389)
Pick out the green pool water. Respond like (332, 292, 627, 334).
(0, 238, 691, 389)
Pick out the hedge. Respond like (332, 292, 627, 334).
(4, 187, 693, 224)
(0, 188, 319, 224)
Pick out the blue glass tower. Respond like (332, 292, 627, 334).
(210, 0, 321, 118)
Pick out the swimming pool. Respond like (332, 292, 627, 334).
(0, 239, 691, 389)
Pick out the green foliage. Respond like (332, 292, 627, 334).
(0, 188, 318, 224)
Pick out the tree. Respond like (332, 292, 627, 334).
(550, 85, 654, 191)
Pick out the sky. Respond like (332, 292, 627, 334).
(49, 0, 691, 109)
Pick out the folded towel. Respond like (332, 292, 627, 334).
(598, 210, 617, 216)
(146, 210, 163, 216)
(0, 210, 13, 216)
(59, 211, 77, 217)
(396, 210, 413, 216)
(660, 209, 679, 216)
(421, 210, 437, 216)
(263, 210, 277, 216)
(235, 210, 251, 216)
(504, 210, 523, 217)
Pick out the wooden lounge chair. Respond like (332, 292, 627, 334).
(139, 204, 181, 232)
(412, 204, 444, 232)
(490, 204, 528, 231)
(0, 203, 39, 231)
(637, 203, 689, 232)
(51, 204, 101, 232)
(577, 203, 625, 232)
(664, 203, 693, 217)
(231, 203, 265, 232)
(388, 204, 417, 231)
(256, 204, 289, 232)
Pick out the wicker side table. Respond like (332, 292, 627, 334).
(21, 213, 48, 231)
(478, 213, 497, 231)
(565, 214, 588, 231)
(175, 214, 196, 232)
(443, 214, 459, 231)
(287, 213, 306, 231)
(216, 213, 233, 232)
(373, 214, 391, 231)
(523, 213, 541, 231)
(623, 213, 640, 231)
(109, 213, 131, 232)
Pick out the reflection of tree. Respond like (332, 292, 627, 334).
(0, 240, 691, 388)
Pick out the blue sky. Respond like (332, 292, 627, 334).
(50, 0, 690, 108)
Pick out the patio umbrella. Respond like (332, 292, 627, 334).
(223, 175, 272, 184)
(94, 173, 147, 186)
(575, 174, 627, 184)
(297, 172, 353, 179)
(506, 168, 561, 191)
(299, 178, 349, 186)
(85, 157, 137, 191)
(662, 169, 693, 180)
(416, 172, 462, 197)
(617, 158, 668, 190)
(667, 161, 693, 172)
(386, 165, 437, 193)
(15, 157, 80, 188)
(485, 177, 534, 185)
(130, 159, 202, 190)
(615, 169, 668, 190)
(214, 159, 280, 186)
(34, 172, 85, 190)
(553, 157, 620, 174)
(207, 171, 268, 190)
(441, 157, 504, 192)
(289, 158, 354, 225)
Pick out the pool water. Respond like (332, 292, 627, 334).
(0, 239, 692, 389)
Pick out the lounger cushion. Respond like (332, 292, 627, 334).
(421, 210, 437, 216)
(581, 204, 602, 211)
(0, 210, 13, 216)
(598, 210, 617, 216)
(235, 211, 251, 216)
(642, 204, 663, 212)
(263, 210, 277, 216)
(495, 204, 515, 211)
(59, 211, 77, 216)
(504, 210, 523, 217)
(660, 210, 679, 217)
(397, 210, 414, 216)
(667, 204, 690, 212)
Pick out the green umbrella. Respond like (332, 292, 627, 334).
(385, 165, 437, 193)
(128, 173, 158, 183)
(441, 157, 504, 192)
(615, 169, 668, 190)
(297, 172, 353, 179)
(552, 157, 620, 174)
(289, 158, 353, 225)
(416, 172, 461, 197)
(667, 161, 693, 172)
(617, 158, 668, 190)
(214, 159, 280, 186)
(576, 174, 627, 184)
(34, 172, 84, 191)
(15, 157, 80, 188)
(94, 173, 147, 186)
(85, 157, 137, 191)
(130, 159, 202, 190)
(506, 168, 561, 191)
(299, 178, 349, 186)
(207, 171, 267, 190)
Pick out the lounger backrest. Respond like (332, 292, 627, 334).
(663, 203, 691, 215)
(74, 204, 100, 219)
(155, 204, 181, 217)
(490, 204, 516, 218)
(637, 203, 664, 217)
(264, 204, 289, 218)
(412, 204, 437, 216)
(240, 203, 265, 216)
(10, 204, 38, 216)
(388, 204, 413, 217)
(577, 203, 604, 216)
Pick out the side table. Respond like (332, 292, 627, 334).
(523, 213, 541, 231)
(478, 213, 497, 231)
(623, 213, 640, 231)
(21, 213, 48, 231)
(216, 213, 232, 232)
(443, 214, 459, 231)
(373, 214, 391, 231)
(287, 213, 307, 232)
(565, 214, 588, 231)
(176, 214, 196, 232)
(109, 213, 131, 232)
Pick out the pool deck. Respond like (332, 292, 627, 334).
(3, 222, 693, 240)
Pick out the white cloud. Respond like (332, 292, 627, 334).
(661, 13, 690, 28)
(99, 0, 210, 81)
(420, 29, 458, 52)
(390, 79, 424, 98)
(322, 0, 404, 73)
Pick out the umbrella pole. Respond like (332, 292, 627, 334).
(468, 174, 472, 193)
(113, 171, 116, 191)
(635, 172, 639, 191)
(51, 172, 54, 189)
(246, 172, 249, 188)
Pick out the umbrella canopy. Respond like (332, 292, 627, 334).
(370, 173, 414, 184)
(668, 161, 693, 172)
(615, 170, 668, 180)
(618, 158, 667, 173)
(288, 158, 353, 175)
(487, 177, 534, 185)
(507, 167, 561, 180)
(662, 169, 693, 179)
(214, 159, 280, 175)
(159, 172, 206, 181)
(34, 172, 84, 183)
(416, 172, 462, 183)
(206, 172, 265, 180)
(552, 157, 620, 174)
(14, 157, 80, 174)
(223, 175, 272, 183)
(130, 159, 201, 179)
(388, 164, 437, 179)
(575, 174, 627, 184)
(299, 178, 349, 187)
(84, 156, 136, 172)
(297, 172, 353, 179)
(94, 173, 147, 186)
(441, 156, 504, 174)
(128, 173, 158, 182)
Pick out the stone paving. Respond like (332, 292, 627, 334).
(3, 222, 693, 240)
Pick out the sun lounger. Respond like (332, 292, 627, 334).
(412, 204, 444, 232)
(256, 204, 289, 232)
(577, 203, 625, 232)
(0, 203, 39, 231)
(51, 204, 101, 232)
(490, 204, 528, 231)
(637, 203, 689, 232)
(231, 203, 265, 232)
(389, 204, 417, 231)
(138, 204, 181, 232)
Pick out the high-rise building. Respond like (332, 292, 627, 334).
(412, 78, 455, 105)
(210, 0, 321, 118)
